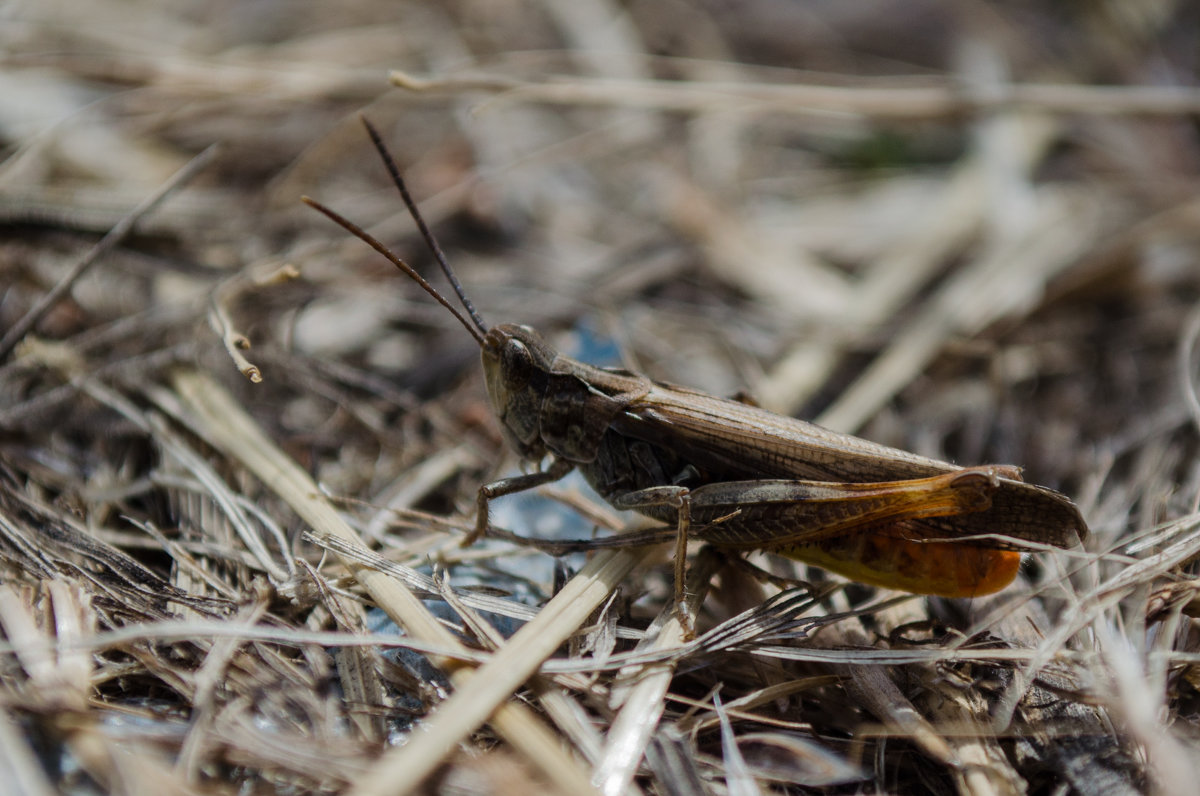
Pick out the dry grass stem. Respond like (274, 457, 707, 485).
(392, 71, 1200, 118)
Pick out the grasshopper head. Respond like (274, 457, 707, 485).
(481, 323, 557, 459)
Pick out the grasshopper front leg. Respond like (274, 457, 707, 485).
(464, 458, 575, 546)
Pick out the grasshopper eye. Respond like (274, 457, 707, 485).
(502, 339, 535, 386)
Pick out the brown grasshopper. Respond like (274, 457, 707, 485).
(304, 117, 1087, 601)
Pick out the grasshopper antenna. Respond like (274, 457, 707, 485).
(302, 195, 487, 347)
(358, 115, 489, 339)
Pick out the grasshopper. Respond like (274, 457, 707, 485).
(304, 117, 1087, 602)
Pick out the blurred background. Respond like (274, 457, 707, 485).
(3, 0, 1200, 793)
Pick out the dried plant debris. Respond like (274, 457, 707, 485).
(3, 1, 1200, 794)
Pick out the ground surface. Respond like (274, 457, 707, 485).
(2, 2, 1200, 794)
